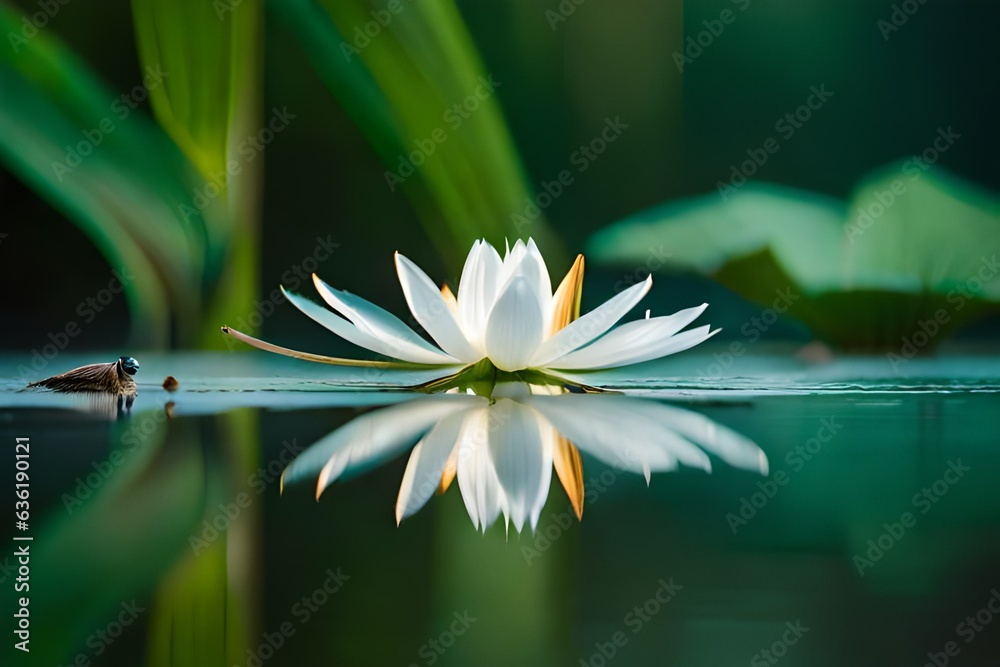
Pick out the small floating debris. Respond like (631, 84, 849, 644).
(162, 375, 179, 392)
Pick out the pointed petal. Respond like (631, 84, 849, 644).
(283, 287, 453, 365)
(522, 239, 553, 329)
(545, 305, 711, 370)
(644, 402, 769, 475)
(561, 325, 717, 370)
(395, 253, 482, 362)
(456, 240, 502, 346)
(438, 449, 458, 494)
(278, 396, 479, 497)
(220, 326, 435, 369)
(485, 276, 545, 372)
(551, 432, 584, 519)
(526, 395, 713, 475)
(488, 399, 551, 533)
(395, 411, 466, 524)
(550, 254, 585, 335)
(531, 276, 652, 366)
(456, 408, 506, 531)
(312, 275, 458, 365)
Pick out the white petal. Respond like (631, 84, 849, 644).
(525, 395, 713, 474)
(644, 402, 769, 475)
(456, 408, 506, 531)
(280, 396, 479, 497)
(283, 287, 448, 365)
(531, 276, 652, 366)
(395, 253, 482, 363)
(312, 275, 458, 365)
(485, 276, 545, 372)
(551, 325, 717, 370)
(487, 399, 551, 533)
(395, 410, 468, 523)
(456, 240, 502, 348)
(545, 304, 709, 370)
(519, 239, 553, 328)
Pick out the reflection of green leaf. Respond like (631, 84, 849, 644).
(589, 167, 1000, 350)
(271, 0, 562, 267)
(0, 5, 209, 345)
(25, 415, 208, 664)
(148, 411, 261, 667)
(131, 0, 263, 346)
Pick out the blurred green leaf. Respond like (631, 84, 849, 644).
(271, 0, 563, 267)
(588, 167, 1000, 350)
(0, 4, 211, 345)
(20, 414, 207, 664)
(148, 411, 261, 667)
(131, 0, 264, 347)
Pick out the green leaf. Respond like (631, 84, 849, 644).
(21, 414, 207, 664)
(271, 0, 563, 267)
(0, 5, 210, 345)
(588, 167, 1000, 350)
(131, 0, 264, 346)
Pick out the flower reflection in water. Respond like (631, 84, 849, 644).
(281, 384, 768, 533)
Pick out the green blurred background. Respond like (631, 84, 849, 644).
(2, 0, 998, 354)
(3, 2, 1000, 666)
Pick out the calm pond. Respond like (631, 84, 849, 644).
(2, 350, 998, 667)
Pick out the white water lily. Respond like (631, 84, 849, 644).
(280, 385, 768, 533)
(223, 238, 717, 391)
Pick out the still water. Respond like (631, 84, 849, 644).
(1, 351, 999, 667)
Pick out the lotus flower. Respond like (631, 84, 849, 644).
(280, 385, 768, 532)
(223, 239, 717, 392)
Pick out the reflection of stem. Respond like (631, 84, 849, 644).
(146, 410, 262, 666)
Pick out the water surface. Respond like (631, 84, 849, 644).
(2, 350, 998, 666)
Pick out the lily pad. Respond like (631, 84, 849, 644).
(588, 166, 1000, 350)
